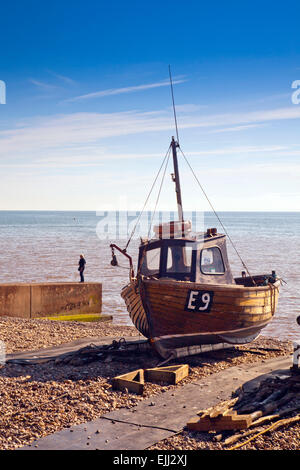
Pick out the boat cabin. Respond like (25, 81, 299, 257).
(138, 227, 235, 285)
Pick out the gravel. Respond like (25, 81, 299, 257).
(0, 316, 139, 354)
(0, 316, 297, 450)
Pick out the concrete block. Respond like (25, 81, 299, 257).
(30, 282, 102, 318)
(0, 284, 31, 318)
(0, 282, 102, 319)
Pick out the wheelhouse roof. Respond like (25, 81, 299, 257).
(139, 231, 226, 248)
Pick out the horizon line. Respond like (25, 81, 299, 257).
(0, 209, 299, 213)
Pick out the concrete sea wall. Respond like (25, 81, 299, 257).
(0, 282, 102, 319)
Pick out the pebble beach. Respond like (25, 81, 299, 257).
(0, 316, 299, 451)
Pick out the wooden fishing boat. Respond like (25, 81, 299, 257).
(110, 74, 281, 359)
(111, 137, 280, 360)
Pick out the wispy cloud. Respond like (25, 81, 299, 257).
(178, 106, 300, 130)
(46, 70, 76, 85)
(187, 145, 288, 156)
(29, 79, 60, 90)
(64, 78, 187, 103)
(1, 105, 300, 168)
(29, 72, 76, 95)
(255, 93, 291, 103)
(169, 104, 208, 113)
(207, 123, 266, 134)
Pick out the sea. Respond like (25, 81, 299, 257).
(0, 211, 299, 342)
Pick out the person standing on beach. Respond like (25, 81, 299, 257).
(78, 254, 86, 282)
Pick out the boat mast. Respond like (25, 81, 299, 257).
(169, 65, 184, 222)
(171, 136, 184, 222)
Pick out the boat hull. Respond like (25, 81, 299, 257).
(121, 278, 280, 358)
(121, 282, 150, 338)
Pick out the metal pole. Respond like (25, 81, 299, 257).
(171, 136, 184, 222)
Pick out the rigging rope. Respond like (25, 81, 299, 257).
(121, 136, 255, 284)
(169, 65, 180, 144)
(147, 146, 171, 238)
(178, 146, 256, 284)
(124, 144, 171, 251)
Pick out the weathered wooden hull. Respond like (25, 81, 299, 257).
(121, 278, 280, 359)
(121, 282, 150, 338)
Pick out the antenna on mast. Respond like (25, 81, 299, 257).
(168, 65, 180, 145)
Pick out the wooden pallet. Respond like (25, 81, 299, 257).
(187, 412, 252, 431)
(144, 364, 189, 385)
(112, 364, 189, 395)
(112, 369, 145, 395)
(187, 398, 252, 431)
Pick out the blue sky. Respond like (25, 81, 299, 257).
(0, 0, 300, 211)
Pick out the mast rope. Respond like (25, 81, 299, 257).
(125, 144, 171, 250)
(178, 146, 256, 283)
(169, 65, 180, 144)
(147, 146, 171, 238)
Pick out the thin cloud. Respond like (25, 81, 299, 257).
(64, 78, 187, 103)
(1, 105, 300, 166)
(29, 79, 60, 90)
(187, 145, 287, 156)
(207, 123, 266, 133)
(178, 106, 300, 130)
(46, 70, 76, 85)
(170, 103, 208, 113)
(255, 93, 291, 103)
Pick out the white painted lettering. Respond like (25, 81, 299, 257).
(187, 290, 198, 309)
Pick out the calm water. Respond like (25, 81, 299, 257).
(0, 211, 299, 342)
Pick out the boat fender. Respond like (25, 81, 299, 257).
(111, 255, 118, 266)
(110, 247, 118, 266)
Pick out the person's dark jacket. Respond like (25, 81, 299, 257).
(79, 258, 86, 272)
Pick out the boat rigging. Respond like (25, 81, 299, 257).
(109, 68, 281, 360)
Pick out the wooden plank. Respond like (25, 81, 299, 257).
(146, 286, 279, 307)
(148, 294, 273, 318)
(147, 309, 269, 338)
(131, 298, 144, 316)
(131, 304, 146, 323)
(144, 364, 189, 385)
(147, 297, 272, 320)
(144, 280, 273, 298)
(130, 302, 144, 322)
(126, 295, 141, 313)
(124, 291, 140, 307)
(131, 308, 147, 334)
(146, 288, 272, 306)
(129, 308, 149, 337)
(187, 413, 252, 431)
(198, 398, 238, 417)
(112, 369, 144, 395)
(209, 407, 237, 419)
(147, 295, 271, 315)
(153, 293, 270, 307)
(123, 286, 149, 336)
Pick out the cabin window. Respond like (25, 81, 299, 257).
(200, 247, 225, 274)
(167, 245, 193, 273)
(140, 247, 161, 275)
